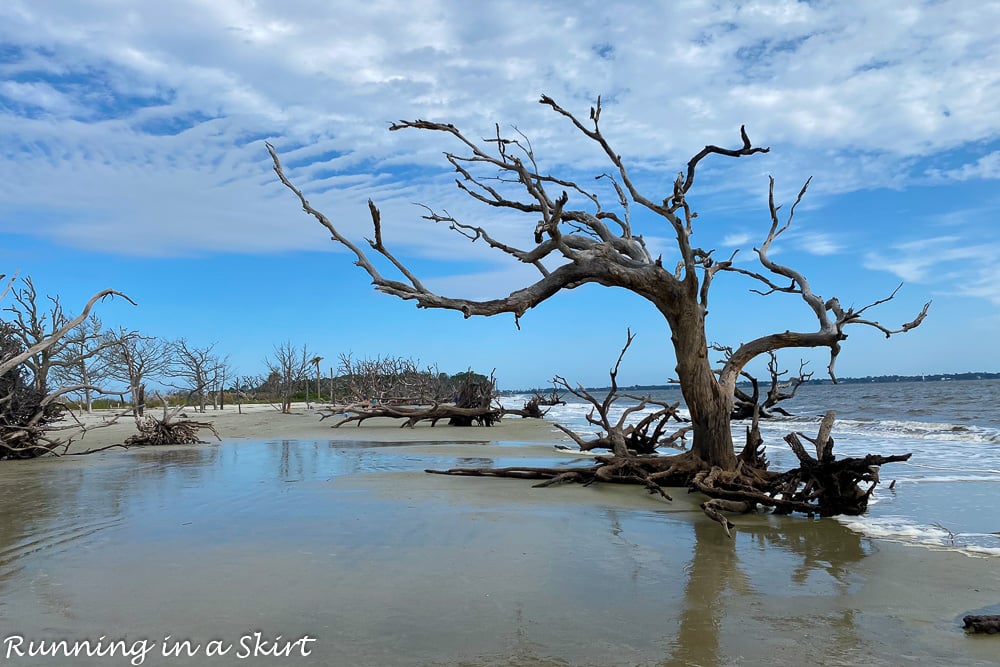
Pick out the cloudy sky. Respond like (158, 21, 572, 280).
(2, 0, 998, 388)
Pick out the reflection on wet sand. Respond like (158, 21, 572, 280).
(668, 515, 870, 666)
(0, 440, 996, 666)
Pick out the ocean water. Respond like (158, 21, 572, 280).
(506, 379, 1000, 557)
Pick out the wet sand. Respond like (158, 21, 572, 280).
(1, 410, 997, 666)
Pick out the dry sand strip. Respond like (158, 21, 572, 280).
(60, 402, 570, 454)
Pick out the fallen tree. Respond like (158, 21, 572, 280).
(320, 402, 501, 428)
(319, 371, 501, 428)
(502, 389, 565, 419)
(125, 391, 221, 446)
(963, 615, 1000, 635)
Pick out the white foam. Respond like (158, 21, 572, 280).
(838, 515, 1000, 558)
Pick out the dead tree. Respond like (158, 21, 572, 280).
(502, 389, 565, 419)
(320, 402, 501, 428)
(1, 276, 133, 458)
(100, 329, 171, 417)
(50, 314, 110, 412)
(264, 341, 311, 414)
(448, 370, 498, 425)
(268, 95, 927, 474)
(3, 277, 117, 399)
(170, 339, 225, 413)
(536, 389, 566, 407)
(963, 616, 1000, 635)
(336, 353, 434, 404)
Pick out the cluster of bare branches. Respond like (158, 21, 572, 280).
(337, 353, 443, 404)
(319, 368, 501, 428)
(502, 389, 565, 419)
(262, 341, 312, 414)
(125, 391, 221, 446)
(169, 339, 229, 413)
(332, 353, 496, 407)
(0, 275, 134, 458)
(551, 331, 690, 456)
(712, 348, 813, 421)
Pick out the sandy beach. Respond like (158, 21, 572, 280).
(1, 405, 997, 666)
(60, 402, 571, 453)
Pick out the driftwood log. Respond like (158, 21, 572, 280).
(963, 615, 1000, 634)
(320, 402, 501, 428)
(320, 370, 501, 428)
(502, 390, 566, 419)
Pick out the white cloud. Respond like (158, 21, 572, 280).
(721, 232, 752, 247)
(926, 151, 1000, 182)
(794, 232, 842, 256)
(0, 0, 998, 273)
(865, 236, 1000, 302)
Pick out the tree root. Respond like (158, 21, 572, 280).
(426, 412, 911, 537)
(125, 416, 221, 446)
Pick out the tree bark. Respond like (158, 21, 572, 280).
(663, 300, 737, 470)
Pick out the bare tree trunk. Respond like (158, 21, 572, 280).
(80, 359, 93, 412)
(664, 301, 737, 470)
(133, 382, 145, 417)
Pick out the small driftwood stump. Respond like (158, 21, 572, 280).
(124, 393, 221, 446)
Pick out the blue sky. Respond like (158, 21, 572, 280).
(1, 0, 998, 389)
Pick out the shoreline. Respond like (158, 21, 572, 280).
(6, 404, 997, 665)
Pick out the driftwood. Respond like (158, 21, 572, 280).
(320, 370, 501, 428)
(550, 330, 691, 456)
(427, 411, 910, 535)
(124, 392, 221, 446)
(502, 390, 566, 419)
(320, 402, 501, 428)
(963, 615, 1000, 634)
(428, 336, 909, 535)
(724, 350, 813, 420)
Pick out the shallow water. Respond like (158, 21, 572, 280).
(529, 379, 1000, 556)
(1, 439, 997, 666)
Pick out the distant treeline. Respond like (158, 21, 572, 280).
(509, 372, 1000, 394)
(805, 372, 1000, 384)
